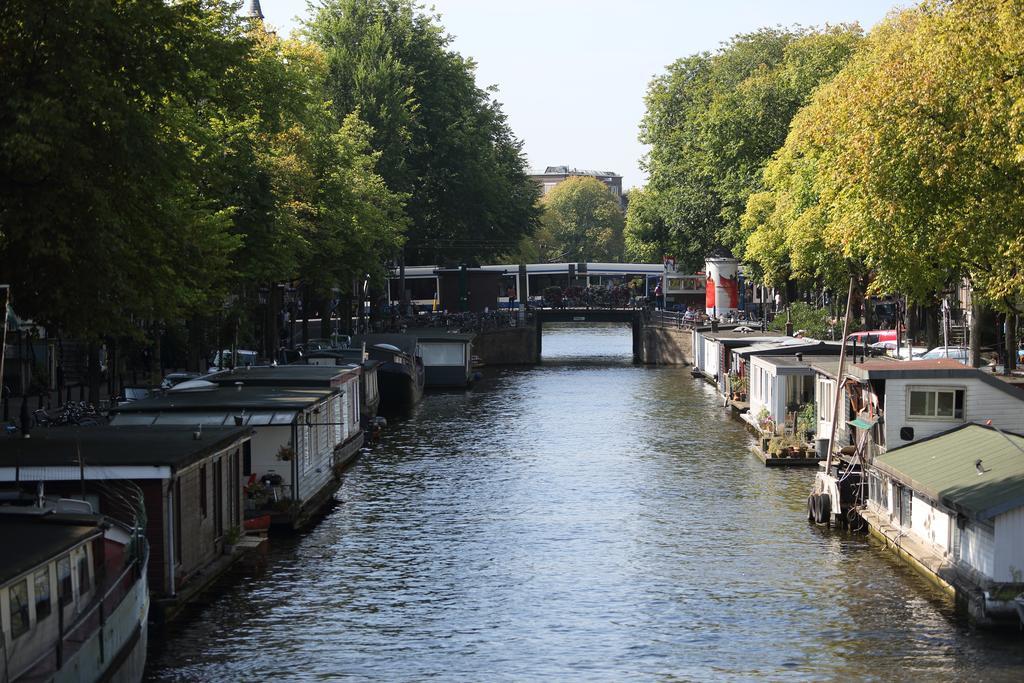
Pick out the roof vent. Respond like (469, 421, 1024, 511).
(235, 381, 244, 392)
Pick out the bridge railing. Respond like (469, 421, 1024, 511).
(649, 310, 695, 329)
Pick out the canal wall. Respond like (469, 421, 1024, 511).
(638, 326, 692, 365)
(473, 327, 537, 365)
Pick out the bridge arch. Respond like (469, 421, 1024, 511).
(533, 308, 646, 363)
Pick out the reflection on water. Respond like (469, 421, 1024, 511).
(146, 325, 1024, 681)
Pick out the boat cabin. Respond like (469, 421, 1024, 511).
(0, 507, 149, 682)
(747, 355, 820, 435)
(815, 358, 1024, 457)
(729, 340, 841, 400)
(110, 382, 356, 531)
(292, 350, 382, 425)
(690, 327, 795, 389)
(415, 333, 475, 388)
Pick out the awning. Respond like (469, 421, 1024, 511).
(848, 417, 877, 430)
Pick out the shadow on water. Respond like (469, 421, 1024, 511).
(145, 325, 1024, 681)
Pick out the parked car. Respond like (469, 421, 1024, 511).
(208, 349, 259, 372)
(920, 346, 970, 364)
(160, 371, 200, 391)
(869, 341, 927, 359)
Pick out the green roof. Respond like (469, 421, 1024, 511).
(874, 424, 1024, 521)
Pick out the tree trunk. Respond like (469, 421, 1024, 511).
(1006, 313, 1017, 372)
(924, 304, 939, 350)
(906, 301, 918, 347)
(969, 298, 984, 367)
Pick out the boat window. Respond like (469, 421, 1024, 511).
(908, 388, 964, 420)
(77, 553, 91, 595)
(271, 412, 295, 425)
(420, 342, 466, 366)
(57, 556, 72, 606)
(153, 413, 230, 426)
(34, 569, 52, 621)
(8, 578, 29, 638)
(246, 412, 275, 425)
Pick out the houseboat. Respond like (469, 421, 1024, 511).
(0, 497, 149, 682)
(298, 349, 381, 426)
(415, 333, 475, 388)
(110, 381, 358, 532)
(0, 425, 252, 624)
(354, 335, 425, 413)
(690, 327, 796, 390)
(863, 423, 1024, 627)
(808, 358, 1024, 527)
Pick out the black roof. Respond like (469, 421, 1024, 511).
(0, 426, 250, 471)
(0, 515, 103, 582)
(113, 385, 333, 413)
(206, 365, 358, 388)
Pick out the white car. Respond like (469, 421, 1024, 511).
(920, 346, 969, 364)
(869, 341, 927, 359)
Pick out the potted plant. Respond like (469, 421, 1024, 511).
(223, 526, 242, 554)
(797, 402, 817, 441)
(277, 445, 295, 462)
(766, 437, 783, 459)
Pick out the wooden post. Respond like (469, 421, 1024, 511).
(824, 277, 856, 473)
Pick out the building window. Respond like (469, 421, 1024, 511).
(57, 556, 72, 606)
(243, 441, 252, 476)
(8, 579, 29, 639)
(908, 388, 964, 419)
(34, 569, 51, 621)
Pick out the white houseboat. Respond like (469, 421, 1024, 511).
(863, 423, 1024, 627)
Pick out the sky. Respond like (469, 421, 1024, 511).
(259, 0, 906, 190)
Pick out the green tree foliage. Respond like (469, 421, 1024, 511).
(538, 177, 624, 263)
(307, 0, 540, 265)
(0, 1, 404, 354)
(744, 0, 1024, 309)
(628, 25, 862, 270)
(0, 0, 243, 339)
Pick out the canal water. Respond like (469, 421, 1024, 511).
(147, 325, 1024, 681)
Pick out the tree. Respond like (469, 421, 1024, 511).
(306, 0, 540, 265)
(629, 25, 862, 270)
(744, 1, 1024, 361)
(537, 177, 624, 263)
(0, 0, 244, 341)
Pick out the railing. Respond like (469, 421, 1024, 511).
(648, 310, 696, 329)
